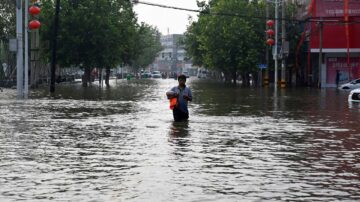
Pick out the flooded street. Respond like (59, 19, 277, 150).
(0, 78, 359, 201)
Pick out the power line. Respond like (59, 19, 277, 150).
(134, 0, 360, 24)
(134, 0, 199, 13)
(135, 0, 299, 22)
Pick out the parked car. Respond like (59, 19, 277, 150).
(348, 88, 360, 102)
(182, 71, 190, 78)
(197, 69, 207, 78)
(151, 71, 162, 79)
(339, 78, 360, 90)
(141, 71, 151, 78)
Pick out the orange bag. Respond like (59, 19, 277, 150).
(169, 97, 177, 110)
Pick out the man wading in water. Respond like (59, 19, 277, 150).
(166, 74, 192, 122)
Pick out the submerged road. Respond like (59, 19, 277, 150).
(0, 78, 359, 201)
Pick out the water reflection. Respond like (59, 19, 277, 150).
(168, 121, 190, 138)
(348, 101, 360, 111)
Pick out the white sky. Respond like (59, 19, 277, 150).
(133, 0, 200, 35)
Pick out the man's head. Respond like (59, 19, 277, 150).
(178, 74, 187, 86)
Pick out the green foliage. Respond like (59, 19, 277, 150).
(40, 0, 138, 69)
(0, 0, 16, 40)
(184, 0, 265, 83)
(39, 0, 161, 74)
(0, 0, 15, 78)
(131, 23, 162, 71)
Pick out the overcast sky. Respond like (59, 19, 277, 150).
(133, 0, 200, 35)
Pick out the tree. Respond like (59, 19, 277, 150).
(131, 23, 162, 73)
(0, 0, 15, 41)
(0, 0, 16, 79)
(185, 0, 265, 85)
(40, 0, 138, 87)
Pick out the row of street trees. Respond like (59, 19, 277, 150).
(1, 0, 162, 87)
(184, 0, 301, 86)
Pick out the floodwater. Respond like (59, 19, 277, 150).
(0, 78, 359, 201)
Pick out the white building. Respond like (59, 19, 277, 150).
(152, 34, 194, 75)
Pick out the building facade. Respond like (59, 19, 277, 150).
(303, 0, 360, 87)
(152, 34, 195, 76)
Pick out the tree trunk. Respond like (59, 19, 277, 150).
(232, 71, 237, 85)
(241, 72, 250, 87)
(246, 73, 251, 87)
(252, 71, 259, 87)
(98, 68, 102, 86)
(105, 67, 110, 87)
(223, 71, 231, 83)
(82, 67, 91, 87)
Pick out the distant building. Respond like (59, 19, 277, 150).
(152, 34, 195, 76)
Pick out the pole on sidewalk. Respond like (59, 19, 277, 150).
(16, 0, 24, 99)
(50, 0, 60, 93)
(24, 0, 29, 98)
(264, 0, 269, 87)
(274, 0, 279, 89)
(318, 21, 323, 88)
(281, 0, 286, 88)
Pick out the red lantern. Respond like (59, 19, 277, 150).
(266, 20, 274, 27)
(29, 5, 41, 16)
(266, 29, 275, 36)
(266, 38, 275, 46)
(29, 20, 41, 30)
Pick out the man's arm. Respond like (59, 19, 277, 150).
(183, 88, 192, 101)
(166, 91, 178, 99)
(188, 89, 193, 101)
(166, 87, 178, 99)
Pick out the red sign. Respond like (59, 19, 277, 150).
(326, 57, 360, 84)
(315, 0, 360, 17)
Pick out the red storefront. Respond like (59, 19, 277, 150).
(310, 0, 360, 87)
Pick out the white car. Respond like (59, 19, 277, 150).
(182, 71, 190, 78)
(339, 78, 360, 90)
(348, 88, 360, 102)
(151, 71, 162, 79)
(141, 71, 151, 78)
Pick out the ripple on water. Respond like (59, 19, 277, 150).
(0, 79, 359, 201)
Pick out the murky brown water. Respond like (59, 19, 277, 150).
(0, 78, 359, 201)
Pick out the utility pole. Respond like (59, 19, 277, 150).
(274, 0, 279, 89)
(50, 0, 60, 93)
(264, 1, 269, 87)
(281, 0, 286, 88)
(318, 21, 323, 88)
(24, 0, 29, 98)
(16, 0, 24, 99)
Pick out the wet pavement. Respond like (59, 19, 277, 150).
(0, 78, 359, 201)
